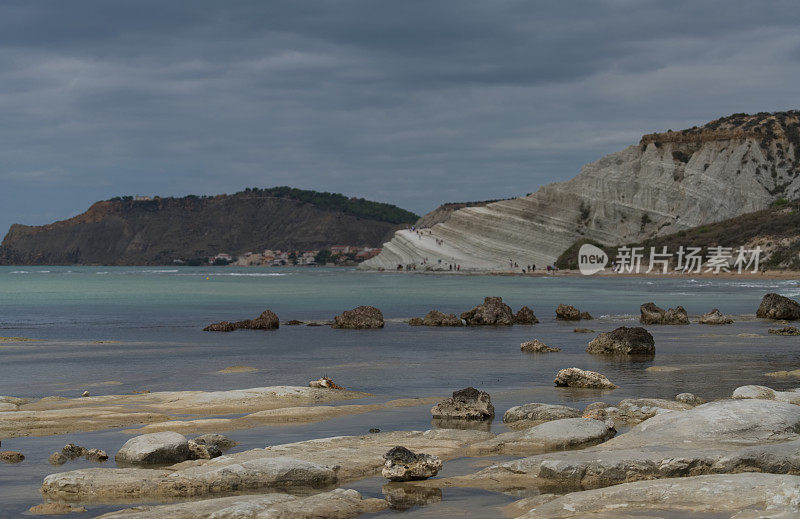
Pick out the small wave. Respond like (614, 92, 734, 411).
(727, 282, 780, 289)
(175, 272, 288, 277)
(96, 272, 109, 275)
(36, 270, 51, 273)
(223, 272, 288, 277)
(142, 269, 179, 273)
(10, 271, 29, 274)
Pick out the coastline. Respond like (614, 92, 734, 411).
(362, 267, 800, 280)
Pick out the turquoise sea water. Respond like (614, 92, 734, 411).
(1, 266, 799, 517)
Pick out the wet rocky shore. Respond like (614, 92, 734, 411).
(2, 291, 800, 517)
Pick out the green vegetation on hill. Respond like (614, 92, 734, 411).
(110, 186, 418, 225)
(556, 199, 800, 270)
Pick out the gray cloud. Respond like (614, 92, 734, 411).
(1, 0, 799, 234)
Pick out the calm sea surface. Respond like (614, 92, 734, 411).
(1, 266, 799, 517)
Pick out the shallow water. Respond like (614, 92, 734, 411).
(1, 266, 799, 517)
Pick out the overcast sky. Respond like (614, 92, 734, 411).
(1, 1, 799, 233)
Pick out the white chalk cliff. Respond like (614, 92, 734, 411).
(362, 111, 800, 271)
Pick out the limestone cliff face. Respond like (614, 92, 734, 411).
(0, 190, 415, 265)
(363, 111, 800, 271)
(413, 200, 500, 229)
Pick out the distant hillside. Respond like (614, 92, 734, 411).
(556, 198, 800, 270)
(0, 187, 418, 266)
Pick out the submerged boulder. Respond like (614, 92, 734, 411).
(520, 339, 560, 353)
(192, 433, 237, 451)
(639, 302, 689, 325)
(204, 309, 279, 332)
(29, 503, 86, 515)
(554, 368, 617, 389)
(586, 326, 655, 355)
(115, 432, 189, 465)
(381, 446, 442, 481)
(188, 440, 222, 460)
(757, 293, 800, 320)
(461, 297, 514, 325)
(770, 326, 800, 336)
(48, 452, 67, 466)
(0, 451, 24, 463)
(85, 449, 108, 462)
(698, 308, 734, 325)
(431, 387, 494, 421)
(409, 310, 463, 326)
(514, 306, 539, 324)
(332, 306, 384, 329)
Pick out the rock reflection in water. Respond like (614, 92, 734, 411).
(383, 483, 443, 511)
(431, 418, 492, 432)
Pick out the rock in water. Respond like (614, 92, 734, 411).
(503, 403, 581, 425)
(236, 310, 280, 330)
(555, 304, 591, 320)
(381, 446, 443, 482)
(757, 293, 800, 320)
(61, 443, 88, 460)
(408, 310, 463, 326)
(85, 449, 108, 462)
(203, 321, 237, 332)
(698, 308, 734, 324)
(460, 297, 514, 325)
(586, 326, 655, 355)
(520, 340, 560, 353)
(555, 368, 617, 389)
(769, 326, 800, 336)
(731, 384, 800, 404)
(431, 387, 495, 421)
(188, 440, 222, 460)
(192, 433, 237, 451)
(115, 432, 190, 465)
(514, 306, 539, 324)
(332, 306, 384, 329)
(309, 377, 344, 389)
(0, 451, 24, 463)
(675, 392, 705, 406)
(204, 309, 280, 331)
(639, 302, 689, 324)
(48, 452, 67, 466)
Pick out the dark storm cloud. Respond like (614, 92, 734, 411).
(1, 1, 799, 232)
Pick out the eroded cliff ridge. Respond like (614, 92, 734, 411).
(363, 111, 800, 271)
(0, 187, 417, 265)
